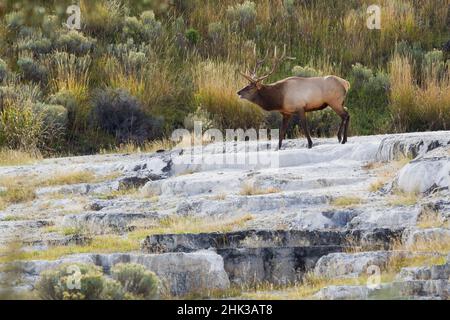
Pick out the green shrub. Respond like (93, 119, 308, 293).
(41, 15, 60, 37)
(36, 263, 160, 300)
(56, 31, 96, 55)
(292, 65, 320, 77)
(0, 59, 7, 83)
(347, 64, 391, 135)
(111, 263, 159, 300)
(36, 263, 123, 300)
(5, 12, 25, 31)
(19, 37, 53, 55)
(122, 17, 143, 41)
(91, 88, 163, 143)
(33, 103, 68, 131)
(0, 102, 45, 150)
(227, 1, 257, 30)
(207, 22, 225, 43)
(17, 57, 48, 85)
(185, 28, 201, 45)
(184, 107, 217, 131)
(81, 0, 127, 38)
(48, 90, 79, 114)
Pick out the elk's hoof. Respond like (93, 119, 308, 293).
(341, 139, 347, 144)
(307, 142, 313, 149)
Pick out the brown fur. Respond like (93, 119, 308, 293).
(237, 75, 351, 149)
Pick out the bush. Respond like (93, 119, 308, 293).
(56, 31, 96, 55)
(0, 103, 45, 151)
(194, 60, 265, 131)
(207, 22, 225, 43)
(347, 63, 391, 135)
(33, 103, 68, 132)
(184, 107, 217, 131)
(36, 263, 123, 300)
(111, 263, 159, 300)
(36, 263, 160, 300)
(41, 15, 59, 37)
(292, 65, 320, 78)
(121, 13, 162, 44)
(122, 16, 143, 41)
(81, 0, 127, 38)
(19, 37, 53, 55)
(185, 28, 201, 45)
(48, 90, 79, 114)
(227, 1, 257, 30)
(5, 11, 25, 31)
(17, 57, 48, 85)
(0, 59, 7, 83)
(91, 88, 163, 144)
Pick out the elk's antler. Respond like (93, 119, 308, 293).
(238, 44, 294, 83)
(255, 44, 295, 82)
(251, 46, 269, 78)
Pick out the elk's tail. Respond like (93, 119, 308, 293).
(336, 77, 351, 93)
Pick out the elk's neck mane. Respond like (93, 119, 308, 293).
(251, 85, 283, 111)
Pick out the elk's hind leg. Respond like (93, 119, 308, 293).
(279, 113, 292, 149)
(298, 108, 313, 149)
(342, 110, 350, 144)
(329, 102, 349, 144)
(337, 115, 345, 143)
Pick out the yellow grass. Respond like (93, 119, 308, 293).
(100, 138, 175, 155)
(330, 196, 364, 207)
(240, 272, 397, 300)
(0, 235, 137, 263)
(387, 191, 419, 206)
(43, 170, 96, 187)
(239, 183, 281, 196)
(0, 148, 42, 167)
(194, 60, 265, 130)
(369, 179, 387, 192)
(416, 208, 446, 229)
(0, 170, 119, 210)
(128, 214, 254, 241)
(1, 214, 254, 263)
(0, 185, 36, 209)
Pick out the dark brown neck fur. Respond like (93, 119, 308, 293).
(249, 84, 284, 111)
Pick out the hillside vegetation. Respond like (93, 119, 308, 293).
(0, 0, 449, 157)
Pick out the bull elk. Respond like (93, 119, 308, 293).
(237, 45, 351, 149)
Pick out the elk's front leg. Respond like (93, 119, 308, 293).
(279, 113, 292, 150)
(298, 108, 313, 149)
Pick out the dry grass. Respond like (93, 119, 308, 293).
(43, 170, 96, 187)
(194, 60, 265, 131)
(242, 233, 450, 300)
(0, 148, 42, 167)
(0, 169, 119, 210)
(369, 179, 387, 192)
(128, 214, 254, 241)
(416, 208, 446, 229)
(240, 271, 397, 300)
(389, 52, 450, 132)
(0, 235, 137, 263)
(239, 182, 281, 196)
(330, 196, 364, 207)
(387, 236, 450, 273)
(100, 138, 175, 155)
(1, 214, 254, 263)
(0, 185, 36, 209)
(387, 191, 419, 206)
(211, 193, 227, 201)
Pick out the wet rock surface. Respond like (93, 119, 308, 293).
(1, 131, 449, 298)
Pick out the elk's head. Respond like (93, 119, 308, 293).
(237, 45, 294, 102)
